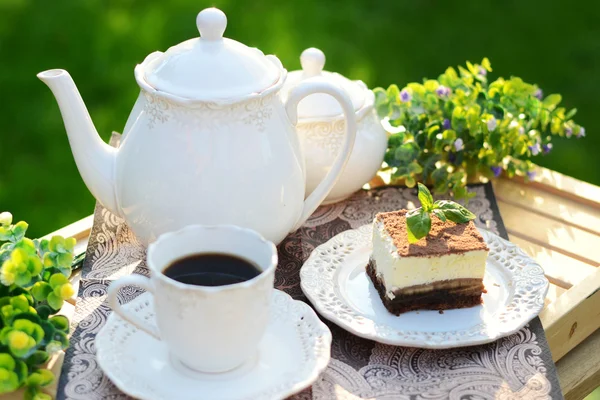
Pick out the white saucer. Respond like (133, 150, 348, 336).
(300, 224, 548, 349)
(96, 289, 332, 400)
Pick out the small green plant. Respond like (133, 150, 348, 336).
(406, 183, 476, 243)
(374, 58, 585, 200)
(0, 212, 75, 399)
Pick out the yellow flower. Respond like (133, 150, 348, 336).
(59, 284, 75, 300)
(8, 331, 30, 351)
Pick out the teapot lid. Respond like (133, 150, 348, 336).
(140, 8, 282, 101)
(284, 48, 371, 119)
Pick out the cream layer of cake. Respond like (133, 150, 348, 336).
(372, 220, 488, 299)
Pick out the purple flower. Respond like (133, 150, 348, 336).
(442, 118, 451, 130)
(448, 152, 457, 165)
(478, 66, 487, 76)
(542, 143, 553, 154)
(527, 171, 536, 181)
(577, 127, 586, 138)
(435, 85, 451, 97)
(454, 138, 464, 151)
(529, 143, 541, 156)
(491, 166, 502, 177)
(400, 89, 412, 103)
(487, 117, 497, 132)
(565, 126, 573, 138)
(534, 88, 543, 100)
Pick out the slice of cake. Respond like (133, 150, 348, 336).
(367, 209, 489, 315)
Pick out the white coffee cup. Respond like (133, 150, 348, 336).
(106, 225, 277, 373)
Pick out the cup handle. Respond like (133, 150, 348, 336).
(285, 80, 357, 231)
(107, 275, 161, 340)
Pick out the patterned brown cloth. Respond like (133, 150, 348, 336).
(57, 135, 562, 400)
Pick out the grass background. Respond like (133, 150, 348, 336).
(1, 0, 599, 237)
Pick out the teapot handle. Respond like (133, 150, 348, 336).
(285, 80, 357, 231)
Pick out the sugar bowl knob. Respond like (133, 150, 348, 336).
(300, 47, 326, 77)
(197, 8, 227, 41)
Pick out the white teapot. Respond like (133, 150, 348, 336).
(282, 48, 387, 204)
(37, 8, 356, 245)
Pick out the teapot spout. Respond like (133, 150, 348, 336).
(38, 69, 119, 216)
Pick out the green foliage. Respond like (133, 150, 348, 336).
(406, 184, 476, 243)
(0, 213, 75, 399)
(375, 59, 585, 199)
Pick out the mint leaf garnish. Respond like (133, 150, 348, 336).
(432, 209, 447, 222)
(406, 185, 476, 243)
(417, 183, 434, 212)
(435, 200, 476, 223)
(406, 208, 431, 244)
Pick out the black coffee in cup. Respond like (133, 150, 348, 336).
(163, 253, 262, 287)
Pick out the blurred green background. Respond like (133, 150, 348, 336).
(1, 0, 599, 237)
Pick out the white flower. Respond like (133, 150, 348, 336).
(487, 117, 497, 132)
(0, 212, 12, 226)
(454, 138, 464, 151)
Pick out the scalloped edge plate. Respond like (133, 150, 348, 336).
(300, 225, 548, 348)
(96, 289, 332, 400)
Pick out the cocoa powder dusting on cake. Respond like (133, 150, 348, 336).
(375, 209, 489, 257)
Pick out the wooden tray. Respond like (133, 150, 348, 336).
(14, 166, 597, 400)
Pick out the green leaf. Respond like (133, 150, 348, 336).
(407, 161, 423, 175)
(49, 316, 69, 333)
(481, 57, 492, 72)
(11, 295, 29, 313)
(26, 369, 53, 387)
(490, 105, 504, 120)
(24, 386, 52, 400)
(432, 209, 447, 222)
(417, 183, 434, 211)
(0, 369, 19, 393)
(46, 293, 63, 311)
(435, 200, 477, 223)
(31, 283, 53, 302)
(406, 209, 431, 244)
(48, 274, 68, 288)
(542, 94, 562, 108)
(386, 84, 400, 101)
(52, 331, 69, 349)
(11, 313, 41, 326)
(11, 222, 28, 242)
(38, 321, 55, 346)
(0, 354, 15, 370)
(564, 108, 577, 120)
(0, 227, 12, 242)
(25, 351, 49, 368)
(14, 360, 27, 384)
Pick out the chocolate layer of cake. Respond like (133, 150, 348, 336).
(366, 260, 484, 315)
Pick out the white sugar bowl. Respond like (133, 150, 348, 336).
(283, 48, 387, 204)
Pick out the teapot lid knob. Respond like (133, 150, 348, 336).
(197, 8, 227, 41)
(300, 47, 325, 77)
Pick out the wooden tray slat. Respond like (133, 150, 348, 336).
(493, 179, 600, 235)
(523, 167, 600, 208)
(498, 201, 600, 266)
(507, 235, 596, 289)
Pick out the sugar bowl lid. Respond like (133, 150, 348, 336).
(284, 48, 371, 119)
(139, 8, 283, 101)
